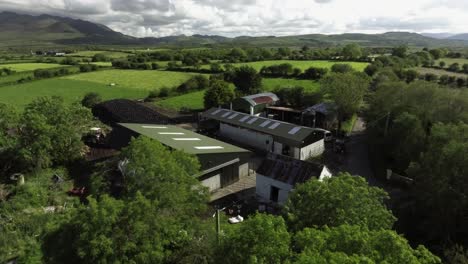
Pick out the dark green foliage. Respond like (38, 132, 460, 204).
(259, 63, 294, 77)
(330, 63, 354, 73)
(204, 80, 235, 108)
(91, 53, 110, 62)
(79, 64, 98, 72)
(232, 66, 262, 95)
(302, 66, 328, 80)
(448, 63, 460, 72)
(81, 92, 102, 108)
(284, 173, 396, 231)
(342, 43, 362, 60)
(273, 86, 305, 107)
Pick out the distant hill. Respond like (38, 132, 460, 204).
(421, 33, 454, 39)
(448, 34, 468, 41)
(1, 11, 467, 48)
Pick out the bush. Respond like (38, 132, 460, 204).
(81, 92, 102, 108)
(331, 63, 354, 73)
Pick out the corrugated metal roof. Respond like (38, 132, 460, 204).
(118, 123, 250, 155)
(303, 102, 336, 115)
(202, 108, 323, 147)
(257, 153, 325, 186)
(241, 92, 279, 107)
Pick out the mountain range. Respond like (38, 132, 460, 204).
(1, 11, 467, 48)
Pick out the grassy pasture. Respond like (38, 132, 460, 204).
(415, 67, 468, 78)
(62, 69, 198, 91)
(0, 63, 67, 72)
(155, 90, 205, 111)
(0, 78, 148, 109)
(263, 78, 320, 92)
(220, 60, 369, 72)
(436, 58, 468, 65)
(66, 50, 131, 58)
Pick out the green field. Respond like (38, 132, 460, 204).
(0, 63, 67, 72)
(436, 58, 468, 65)
(86, 62, 113, 67)
(155, 90, 205, 111)
(62, 69, 198, 91)
(263, 78, 320, 92)
(415, 67, 468, 78)
(66, 50, 131, 58)
(227, 60, 369, 72)
(0, 78, 148, 108)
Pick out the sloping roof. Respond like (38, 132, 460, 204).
(257, 153, 325, 186)
(303, 102, 336, 115)
(241, 92, 279, 107)
(118, 123, 250, 155)
(201, 108, 323, 147)
(93, 99, 171, 125)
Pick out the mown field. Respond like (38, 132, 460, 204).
(0, 63, 67, 72)
(66, 50, 131, 58)
(155, 90, 205, 111)
(0, 78, 148, 108)
(62, 69, 199, 91)
(228, 60, 369, 72)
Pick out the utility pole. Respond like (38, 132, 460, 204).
(213, 206, 225, 244)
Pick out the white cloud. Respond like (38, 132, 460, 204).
(1, 0, 467, 37)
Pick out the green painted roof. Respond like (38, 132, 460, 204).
(119, 123, 250, 155)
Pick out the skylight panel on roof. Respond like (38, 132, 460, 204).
(239, 116, 250, 122)
(142, 126, 167, 129)
(259, 120, 272, 127)
(194, 146, 224, 150)
(211, 109, 222, 115)
(247, 117, 258, 124)
(269, 122, 281, 129)
(228, 113, 239, 119)
(158, 132, 185, 135)
(172, 138, 201, 141)
(221, 111, 231, 117)
(288, 127, 302, 135)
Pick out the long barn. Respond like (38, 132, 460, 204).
(112, 123, 252, 191)
(201, 108, 325, 160)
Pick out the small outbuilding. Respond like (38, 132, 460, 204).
(113, 123, 252, 191)
(231, 92, 279, 116)
(266, 102, 337, 130)
(201, 108, 325, 160)
(256, 153, 332, 204)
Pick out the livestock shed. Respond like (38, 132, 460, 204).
(266, 102, 337, 130)
(114, 123, 252, 191)
(201, 108, 325, 160)
(256, 153, 332, 204)
(92, 99, 171, 126)
(231, 92, 279, 116)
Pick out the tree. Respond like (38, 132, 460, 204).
(119, 137, 209, 212)
(81, 92, 102, 108)
(448, 63, 460, 72)
(303, 67, 328, 80)
(392, 45, 408, 58)
(204, 80, 235, 108)
(283, 173, 396, 231)
(410, 122, 468, 244)
(342, 43, 362, 60)
(218, 213, 291, 264)
(232, 66, 262, 95)
(0, 103, 19, 177)
(17, 97, 92, 170)
(439, 61, 446, 68)
(294, 225, 440, 264)
(320, 72, 370, 129)
(330, 63, 354, 73)
(462, 63, 468, 74)
(210, 62, 222, 73)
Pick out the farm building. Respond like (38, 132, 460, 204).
(93, 99, 171, 126)
(230, 92, 279, 116)
(256, 153, 332, 204)
(112, 123, 252, 191)
(266, 102, 337, 130)
(201, 108, 325, 160)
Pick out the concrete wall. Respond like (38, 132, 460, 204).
(239, 162, 250, 177)
(256, 174, 293, 205)
(220, 123, 273, 152)
(201, 174, 221, 191)
(273, 142, 283, 155)
(299, 139, 325, 160)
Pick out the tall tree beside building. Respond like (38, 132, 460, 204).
(232, 66, 263, 96)
(204, 80, 235, 108)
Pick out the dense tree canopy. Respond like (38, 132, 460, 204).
(232, 66, 262, 95)
(204, 80, 235, 108)
(284, 173, 396, 231)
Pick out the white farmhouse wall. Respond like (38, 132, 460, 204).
(239, 162, 250, 177)
(256, 174, 293, 205)
(300, 139, 325, 160)
(220, 123, 273, 151)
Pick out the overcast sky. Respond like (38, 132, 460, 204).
(1, 0, 467, 37)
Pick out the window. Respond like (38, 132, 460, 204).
(270, 186, 279, 203)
